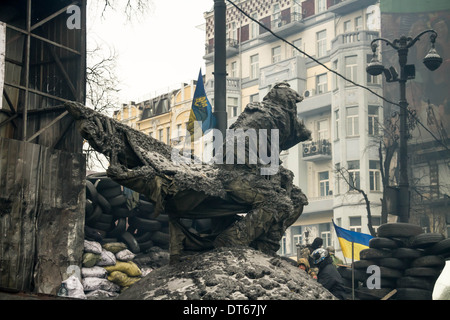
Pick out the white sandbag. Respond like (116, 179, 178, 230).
(82, 277, 120, 292)
(61, 275, 86, 299)
(81, 266, 107, 279)
(96, 249, 116, 266)
(115, 249, 136, 261)
(84, 240, 102, 255)
(85, 289, 119, 299)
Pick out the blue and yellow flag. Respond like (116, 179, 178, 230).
(333, 220, 373, 261)
(187, 69, 216, 138)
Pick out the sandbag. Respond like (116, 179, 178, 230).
(81, 266, 108, 279)
(104, 261, 142, 277)
(108, 271, 141, 287)
(85, 289, 119, 299)
(97, 249, 116, 267)
(84, 240, 103, 254)
(116, 249, 136, 261)
(102, 242, 128, 254)
(61, 275, 86, 299)
(82, 277, 120, 292)
(82, 252, 101, 268)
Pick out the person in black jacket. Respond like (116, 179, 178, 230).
(311, 248, 347, 300)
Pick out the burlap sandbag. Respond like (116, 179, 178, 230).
(104, 261, 142, 277)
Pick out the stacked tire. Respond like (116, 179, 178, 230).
(84, 173, 171, 254)
(346, 222, 450, 300)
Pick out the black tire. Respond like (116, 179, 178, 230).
(378, 258, 407, 270)
(86, 205, 102, 225)
(392, 247, 424, 259)
(411, 255, 445, 268)
(429, 238, 450, 255)
(85, 199, 94, 217)
(86, 180, 98, 202)
(96, 193, 112, 214)
(395, 288, 432, 300)
(138, 200, 155, 214)
(404, 267, 442, 278)
(94, 177, 120, 190)
(360, 248, 391, 260)
(379, 266, 403, 279)
(112, 206, 135, 218)
(138, 240, 154, 252)
(396, 277, 435, 291)
(92, 221, 112, 232)
(129, 216, 161, 232)
(411, 233, 445, 249)
(99, 185, 123, 199)
(353, 259, 376, 270)
(106, 218, 127, 238)
(377, 223, 423, 238)
(155, 213, 170, 224)
(98, 213, 114, 224)
(120, 231, 140, 254)
(109, 194, 127, 207)
(134, 231, 153, 243)
(151, 231, 170, 245)
(369, 237, 398, 250)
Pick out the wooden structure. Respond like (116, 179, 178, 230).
(0, 0, 87, 295)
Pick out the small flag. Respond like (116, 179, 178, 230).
(333, 220, 373, 260)
(187, 69, 216, 138)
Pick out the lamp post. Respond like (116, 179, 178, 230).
(366, 30, 442, 223)
(214, 0, 228, 138)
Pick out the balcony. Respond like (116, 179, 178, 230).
(302, 139, 332, 161)
(328, 0, 378, 15)
(259, 13, 305, 42)
(204, 77, 241, 95)
(204, 38, 240, 61)
(331, 30, 379, 52)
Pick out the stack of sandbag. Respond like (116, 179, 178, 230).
(81, 240, 146, 298)
(84, 173, 171, 252)
(340, 223, 450, 300)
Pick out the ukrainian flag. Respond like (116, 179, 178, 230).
(187, 69, 216, 138)
(333, 220, 373, 261)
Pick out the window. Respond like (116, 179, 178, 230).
(228, 21, 238, 41)
(166, 127, 170, 144)
(293, 38, 302, 57)
(292, 2, 302, 21)
(349, 216, 362, 233)
(228, 97, 239, 117)
(317, 30, 327, 57)
(369, 160, 381, 191)
(320, 223, 332, 248)
(273, 3, 282, 24)
(316, 0, 326, 13)
(250, 54, 259, 79)
(345, 55, 358, 85)
(176, 124, 182, 138)
(318, 119, 329, 141)
(348, 160, 360, 190)
(231, 61, 238, 78)
(355, 16, 363, 30)
(346, 106, 359, 136)
(335, 109, 340, 140)
(344, 20, 351, 32)
(319, 171, 330, 197)
(158, 128, 164, 142)
(272, 46, 281, 63)
(250, 12, 259, 38)
(316, 73, 328, 94)
(250, 93, 259, 102)
(368, 105, 380, 136)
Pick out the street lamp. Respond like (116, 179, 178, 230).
(366, 30, 442, 223)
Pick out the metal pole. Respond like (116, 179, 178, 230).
(213, 0, 227, 138)
(397, 42, 410, 223)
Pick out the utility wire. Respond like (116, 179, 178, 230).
(225, 0, 449, 152)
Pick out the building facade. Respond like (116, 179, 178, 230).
(203, 0, 383, 261)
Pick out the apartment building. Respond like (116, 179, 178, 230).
(203, 0, 383, 260)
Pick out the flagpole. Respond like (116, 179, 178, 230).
(351, 241, 355, 300)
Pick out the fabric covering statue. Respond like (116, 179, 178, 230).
(65, 82, 311, 262)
